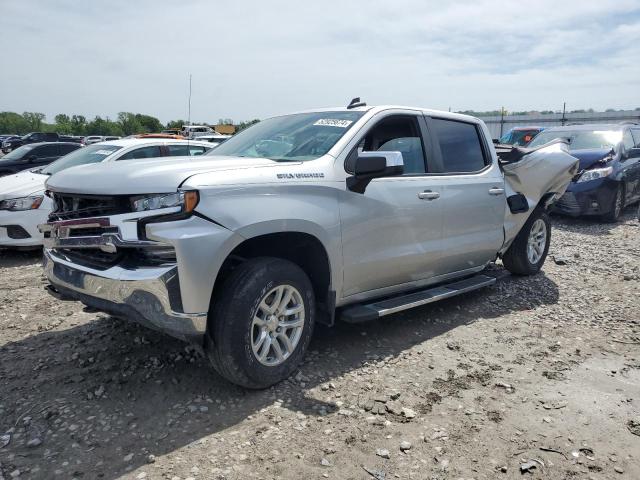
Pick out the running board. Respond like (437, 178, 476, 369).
(339, 274, 497, 323)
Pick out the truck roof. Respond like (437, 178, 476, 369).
(289, 105, 482, 124)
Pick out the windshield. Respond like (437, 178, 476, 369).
(0, 144, 34, 161)
(528, 129, 622, 151)
(209, 111, 364, 161)
(500, 129, 540, 146)
(41, 144, 122, 175)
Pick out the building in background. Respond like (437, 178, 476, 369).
(214, 124, 236, 135)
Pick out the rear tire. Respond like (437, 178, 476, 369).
(602, 183, 624, 223)
(205, 257, 315, 389)
(502, 208, 551, 275)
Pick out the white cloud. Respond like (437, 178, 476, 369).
(0, 0, 638, 122)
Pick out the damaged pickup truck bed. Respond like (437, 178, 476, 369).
(40, 102, 579, 388)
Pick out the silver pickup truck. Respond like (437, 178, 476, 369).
(40, 101, 579, 388)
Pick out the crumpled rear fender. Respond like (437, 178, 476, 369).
(501, 142, 579, 253)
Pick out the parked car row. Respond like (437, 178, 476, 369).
(1, 131, 231, 154)
(1, 132, 95, 153)
(0, 138, 213, 247)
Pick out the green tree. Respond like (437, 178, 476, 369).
(22, 112, 46, 131)
(54, 114, 73, 134)
(135, 114, 163, 133)
(166, 119, 185, 129)
(70, 115, 87, 135)
(0, 111, 30, 134)
(86, 116, 123, 136)
(236, 119, 260, 132)
(117, 112, 144, 135)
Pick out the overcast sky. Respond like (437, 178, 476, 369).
(1, 0, 639, 123)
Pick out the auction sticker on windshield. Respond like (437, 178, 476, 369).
(313, 119, 353, 128)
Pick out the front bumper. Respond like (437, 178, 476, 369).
(552, 178, 618, 217)
(0, 208, 49, 247)
(43, 248, 207, 343)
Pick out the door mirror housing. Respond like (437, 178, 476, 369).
(346, 151, 404, 194)
(627, 147, 640, 159)
(27, 154, 38, 162)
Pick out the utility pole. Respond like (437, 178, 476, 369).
(187, 74, 192, 126)
(499, 107, 505, 137)
(561, 102, 566, 126)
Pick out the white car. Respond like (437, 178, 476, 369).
(83, 136, 106, 145)
(195, 134, 231, 145)
(181, 125, 215, 139)
(0, 138, 212, 248)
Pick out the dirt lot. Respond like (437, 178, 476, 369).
(1, 209, 639, 480)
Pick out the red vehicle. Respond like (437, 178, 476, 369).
(498, 126, 545, 146)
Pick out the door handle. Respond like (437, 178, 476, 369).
(488, 187, 505, 195)
(418, 190, 440, 200)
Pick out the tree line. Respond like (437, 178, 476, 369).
(0, 111, 260, 136)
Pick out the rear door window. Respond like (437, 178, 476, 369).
(118, 145, 163, 160)
(166, 144, 208, 156)
(431, 118, 488, 173)
(33, 144, 59, 158)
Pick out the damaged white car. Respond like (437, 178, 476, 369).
(40, 100, 579, 388)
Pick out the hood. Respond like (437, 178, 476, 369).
(569, 148, 614, 170)
(45, 156, 280, 195)
(0, 169, 48, 200)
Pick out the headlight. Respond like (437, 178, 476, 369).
(131, 190, 199, 213)
(0, 195, 44, 211)
(576, 166, 613, 183)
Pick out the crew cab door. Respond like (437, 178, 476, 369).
(339, 113, 444, 298)
(424, 116, 505, 274)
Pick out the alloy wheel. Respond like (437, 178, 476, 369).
(251, 285, 305, 366)
(526, 218, 547, 265)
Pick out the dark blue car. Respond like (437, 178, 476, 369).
(528, 124, 640, 222)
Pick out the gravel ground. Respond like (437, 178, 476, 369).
(0, 208, 639, 480)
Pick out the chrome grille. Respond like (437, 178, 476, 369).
(49, 193, 132, 221)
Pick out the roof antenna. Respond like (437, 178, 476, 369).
(347, 97, 366, 109)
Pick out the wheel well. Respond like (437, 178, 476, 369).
(539, 192, 558, 210)
(214, 232, 334, 324)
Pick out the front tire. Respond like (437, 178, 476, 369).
(205, 257, 315, 389)
(502, 208, 551, 275)
(602, 183, 624, 223)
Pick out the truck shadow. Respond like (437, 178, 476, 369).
(0, 268, 559, 479)
(0, 248, 42, 268)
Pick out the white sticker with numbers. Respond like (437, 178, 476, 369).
(313, 119, 353, 128)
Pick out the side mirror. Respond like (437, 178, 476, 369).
(346, 151, 404, 194)
(27, 154, 38, 162)
(627, 147, 640, 159)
